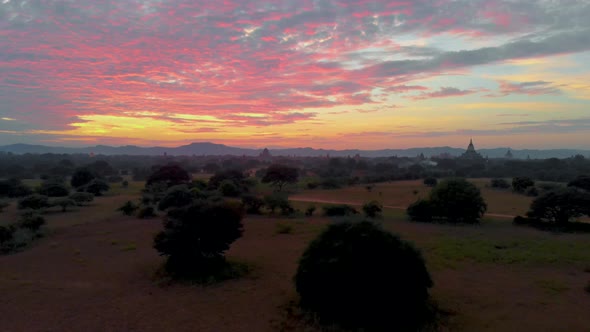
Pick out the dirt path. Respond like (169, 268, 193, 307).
(290, 197, 515, 219)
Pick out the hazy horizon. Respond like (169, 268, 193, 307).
(2, 0, 590, 149)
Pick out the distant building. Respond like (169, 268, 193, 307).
(259, 148, 272, 160)
(505, 149, 513, 159)
(460, 139, 484, 160)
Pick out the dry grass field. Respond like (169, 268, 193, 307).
(1, 179, 590, 331)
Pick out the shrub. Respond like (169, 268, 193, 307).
(295, 221, 433, 330)
(158, 185, 195, 211)
(525, 186, 539, 197)
(153, 201, 244, 276)
(490, 178, 510, 189)
(69, 192, 94, 206)
(19, 212, 46, 231)
(82, 179, 110, 196)
(242, 195, 265, 214)
(118, 201, 139, 216)
(264, 193, 290, 214)
(362, 200, 383, 218)
(138, 206, 157, 219)
(512, 176, 535, 193)
(50, 198, 76, 212)
(322, 204, 359, 217)
(71, 168, 96, 188)
(122, 180, 129, 188)
(568, 175, 590, 192)
(38, 180, 70, 197)
(107, 175, 124, 183)
(407, 199, 433, 223)
(18, 194, 50, 210)
(147, 165, 191, 187)
(261, 164, 299, 192)
(275, 223, 294, 234)
(219, 180, 240, 197)
(407, 178, 487, 223)
(423, 177, 437, 187)
(526, 188, 590, 224)
(305, 205, 316, 217)
(0, 225, 14, 245)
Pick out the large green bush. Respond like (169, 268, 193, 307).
(295, 221, 433, 330)
(407, 178, 487, 223)
(18, 194, 50, 210)
(526, 188, 590, 224)
(154, 201, 244, 276)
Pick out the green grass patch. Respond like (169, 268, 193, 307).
(120, 242, 137, 251)
(424, 236, 590, 268)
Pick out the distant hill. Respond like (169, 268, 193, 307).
(0, 142, 588, 159)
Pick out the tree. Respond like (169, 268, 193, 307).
(295, 221, 433, 330)
(208, 169, 245, 190)
(158, 185, 195, 211)
(71, 168, 96, 188)
(362, 200, 383, 218)
(512, 176, 535, 193)
(526, 188, 590, 224)
(82, 179, 110, 196)
(146, 165, 191, 187)
(423, 177, 437, 187)
(51, 198, 75, 212)
(491, 178, 510, 189)
(0, 225, 14, 246)
(322, 204, 359, 217)
(242, 195, 265, 214)
(264, 193, 290, 214)
(261, 164, 299, 192)
(18, 194, 50, 210)
(408, 178, 487, 223)
(118, 201, 139, 216)
(38, 179, 70, 197)
(19, 212, 46, 231)
(219, 180, 240, 197)
(153, 201, 244, 276)
(69, 192, 94, 206)
(568, 175, 590, 192)
(0, 178, 33, 198)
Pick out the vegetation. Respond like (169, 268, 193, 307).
(407, 178, 487, 223)
(146, 164, 191, 187)
(362, 200, 383, 218)
(241, 195, 265, 214)
(118, 201, 139, 216)
(568, 175, 590, 191)
(71, 168, 96, 188)
(525, 188, 590, 224)
(264, 193, 293, 215)
(0, 200, 9, 213)
(322, 204, 359, 217)
(295, 221, 433, 330)
(423, 177, 438, 187)
(18, 194, 50, 210)
(153, 201, 244, 277)
(38, 178, 70, 197)
(50, 198, 76, 212)
(512, 176, 535, 193)
(261, 164, 299, 192)
(137, 206, 157, 219)
(69, 192, 95, 206)
(81, 179, 110, 196)
(490, 178, 510, 189)
(157, 185, 194, 210)
(305, 205, 316, 217)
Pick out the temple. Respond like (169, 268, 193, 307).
(460, 139, 484, 160)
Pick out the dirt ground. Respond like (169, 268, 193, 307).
(1, 188, 590, 331)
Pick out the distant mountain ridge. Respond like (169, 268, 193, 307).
(0, 142, 588, 159)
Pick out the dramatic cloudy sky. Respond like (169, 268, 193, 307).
(1, 0, 589, 149)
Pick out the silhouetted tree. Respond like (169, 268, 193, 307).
(526, 188, 590, 224)
(147, 165, 191, 187)
(262, 164, 299, 192)
(71, 168, 96, 188)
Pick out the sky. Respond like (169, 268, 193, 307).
(1, 0, 590, 150)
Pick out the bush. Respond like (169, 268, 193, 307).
(50, 198, 75, 212)
(295, 221, 433, 330)
(407, 199, 433, 223)
(107, 175, 124, 183)
(38, 180, 70, 197)
(305, 205, 316, 217)
(490, 178, 510, 189)
(158, 185, 195, 211)
(362, 200, 383, 218)
(0, 225, 14, 245)
(147, 165, 191, 187)
(19, 212, 46, 231)
(526, 188, 590, 224)
(423, 177, 437, 187)
(69, 192, 94, 206)
(568, 176, 590, 192)
(118, 201, 139, 216)
(525, 186, 539, 197)
(275, 223, 294, 234)
(512, 176, 535, 193)
(407, 178, 487, 223)
(71, 168, 96, 188)
(242, 195, 265, 214)
(153, 201, 244, 277)
(122, 180, 129, 188)
(219, 180, 240, 197)
(323, 204, 359, 217)
(138, 206, 157, 219)
(18, 194, 50, 210)
(82, 179, 110, 196)
(264, 193, 290, 214)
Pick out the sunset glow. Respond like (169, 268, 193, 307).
(1, 0, 590, 149)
